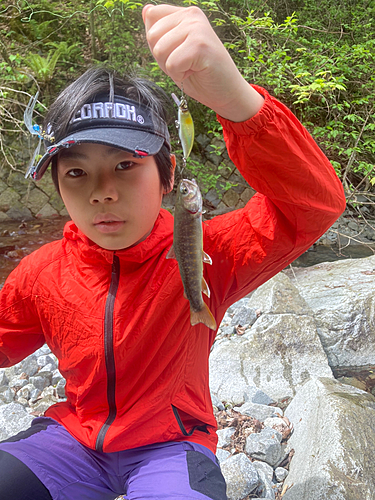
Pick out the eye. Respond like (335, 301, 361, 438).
(116, 161, 135, 170)
(66, 168, 85, 178)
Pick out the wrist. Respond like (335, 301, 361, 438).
(214, 81, 264, 122)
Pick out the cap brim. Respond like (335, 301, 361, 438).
(33, 127, 165, 181)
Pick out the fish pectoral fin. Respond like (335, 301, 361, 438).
(201, 277, 210, 298)
(166, 246, 176, 260)
(190, 302, 217, 331)
(202, 251, 212, 265)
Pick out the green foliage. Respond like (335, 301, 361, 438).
(1, 0, 374, 198)
(188, 0, 375, 193)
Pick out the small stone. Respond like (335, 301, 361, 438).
(17, 397, 29, 406)
(211, 393, 225, 411)
(0, 388, 14, 404)
(245, 427, 283, 466)
(0, 371, 9, 389)
(37, 355, 57, 370)
(244, 387, 274, 406)
(38, 364, 54, 381)
(9, 378, 29, 389)
(234, 401, 280, 422)
(216, 448, 231, 463)
(21, 355, 39, 377)
(52, 369, 64, 386)
(0, 402, 34, 441)
(347, 221, 359, 231)
(29, 388, 42, 403)
(35, 345, 52, 356)
(56, 379, 66, 399)
(29, 376, 49, 392)
(231, 306, 258, 328)
(31, 400, 55, 415)
(274, 467, 288, 482)
(220, 453, 259, 500)
(217, 427, 235, 448)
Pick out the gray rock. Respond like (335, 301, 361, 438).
(244, 386, 274, 406)
(56, 379, 66, 398)
(216, 448, 231, 463)
(210, 311, 333, 402)
(252, 460, 274, 482)
(17, 397, 29, 406)
(52, 369, 64, 386)
(37, 355, 57, 370)
(21, 355, 39, 377)
(29, 388, 42, 403)
(211, 393, 225, 411)
(17, 383, 35, 400)
(0, 388, 14, 404)
(274, 467, 288, 482)
(38, 364, 55, 382)
(220, 453, 259, 500)
(231, 306, 258, 328)
(254, 463, 276, 499)
(217, 427, 235, 448)
(285, 255, 375, 370)
(245, 427, 283, 467)
(283, 377, 375, 500)
(247, 272, 312, 316)
(0, 370, 8, 389)
(9, 377, 29, 389)
(0, 403, 34, 441)
(234, 402, 279, 422)
(263, 417, 289, 436)
(36, 345, 52, 356)
(29, 375, 49, 392)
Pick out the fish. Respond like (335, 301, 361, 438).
(166, 179, 217, 330)
(172, 93, 194, 162)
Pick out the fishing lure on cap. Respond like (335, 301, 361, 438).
(172, 85, 194, 170)
(24, 92, 55, 179)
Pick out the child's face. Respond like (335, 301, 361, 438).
(57, 143, 169, 250)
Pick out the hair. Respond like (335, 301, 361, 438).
(45, 66, 175, 195)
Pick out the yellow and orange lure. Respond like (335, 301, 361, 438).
(172, 91, 194, 168)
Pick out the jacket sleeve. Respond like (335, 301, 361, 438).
(0, 260, 45, 368)
(204, 85, 346, 315)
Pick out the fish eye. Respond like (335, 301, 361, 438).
(180, 185, 189, 195)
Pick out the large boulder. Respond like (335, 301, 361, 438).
(285, 255, 375, 371)
(210, 274, 332, 403)
(283, 377, 375, 500)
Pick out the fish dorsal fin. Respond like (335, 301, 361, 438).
(201, 277, 210, 298)
(166, 246, 176, 260)
(202, 251, 212, 265)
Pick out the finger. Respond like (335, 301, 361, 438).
(142, 4, 182, 33)
(146, 11, 185, 54)
(149, 24, 189, 73)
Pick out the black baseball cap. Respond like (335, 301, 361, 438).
(28, 94, 171, 181)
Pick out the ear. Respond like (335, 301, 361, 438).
(163, 154, 176, 194)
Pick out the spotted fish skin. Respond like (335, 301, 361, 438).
(167, 179, 216, 330)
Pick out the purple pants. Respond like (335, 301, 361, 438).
(0, 417, 226, 500)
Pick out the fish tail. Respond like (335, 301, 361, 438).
(190, 302, 217, 331)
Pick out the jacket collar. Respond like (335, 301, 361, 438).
(63, 209, 174, 266)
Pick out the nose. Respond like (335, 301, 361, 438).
(89, 174, 119, 204)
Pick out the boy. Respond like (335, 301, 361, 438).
(0, 4, 345, 500)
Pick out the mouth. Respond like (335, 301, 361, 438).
(93, 214, 125, 233)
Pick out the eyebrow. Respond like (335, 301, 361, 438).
(58, 146, 129, 160)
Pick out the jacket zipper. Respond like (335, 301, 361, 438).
(95, 255, 120, 452)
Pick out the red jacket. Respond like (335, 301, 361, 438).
(0, 87, 345, 453)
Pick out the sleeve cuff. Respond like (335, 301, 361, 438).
(216, 84, 275, 135)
